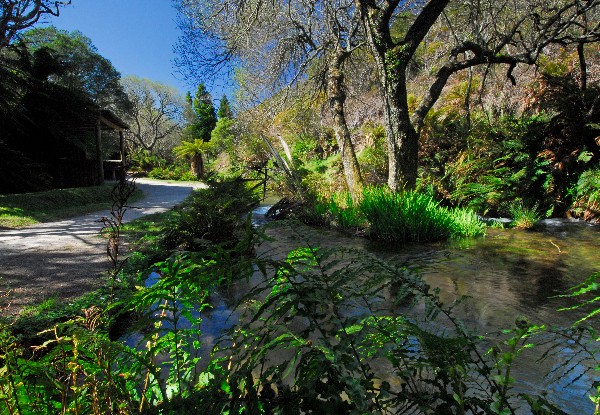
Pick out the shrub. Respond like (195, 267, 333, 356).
(130, 150, 168, 173)
(148, 164, 198, 181)
(317, 187, 486, 242)
(318, 191, 366, 230)
(361, 187, 458, 242)
(570, 166, 600, 222)
(508, 200, 541, 229)
(161, 180, 260, 251)
(450, 207, 488, 237)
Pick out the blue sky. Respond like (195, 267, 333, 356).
(41, 0, 225, 99)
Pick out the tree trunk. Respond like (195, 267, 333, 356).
(96, 116, 104, 185)
(327, 52, 363, 201)
(578, 41, 587, 94)
(357, 0, 449, 191)
(190, 153, 204, 179)
(369, 42, 419, 190)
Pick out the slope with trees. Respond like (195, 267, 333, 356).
(176, 0, 599, 193)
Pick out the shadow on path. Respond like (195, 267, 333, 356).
(0, 178, 206, 316)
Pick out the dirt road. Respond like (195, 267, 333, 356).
(0, 178, 205, 316)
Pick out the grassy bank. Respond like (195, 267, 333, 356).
(0, 184, 144, 228)
(317, 186, 487, 242)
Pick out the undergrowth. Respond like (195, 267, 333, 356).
(2, 237, 597, 414)
(317, 186, 486, 242)
(1, 181, 598, 414)
(508, 200, 541, 229)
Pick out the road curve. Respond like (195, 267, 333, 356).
(0, 178, 206, 316)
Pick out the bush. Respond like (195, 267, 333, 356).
(129, 150, 168, 173)
(317, 191, 366, 230)
(361, 187, 452, 242)
(148, 164, 197, 181)
(508, 200, 541, 229)
(423, 113, 557, 216)
(570, 166, 600, 222)
(161, 180, 260, 251)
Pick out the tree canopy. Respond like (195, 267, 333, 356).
(0, 0, 70, 50)
(217, 94, 233, 119)
(176, 0, 600, 190)
(22, 26, 128, 111)
(120, 75, 186, 156)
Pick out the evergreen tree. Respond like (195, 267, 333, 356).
(190, 83, 217, 142)
(217, 94, 233, 119)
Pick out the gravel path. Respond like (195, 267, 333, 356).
(0, 178, 206, 316)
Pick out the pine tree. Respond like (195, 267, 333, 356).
(217, 94, 233, 119)
(190, 83, 216, 142)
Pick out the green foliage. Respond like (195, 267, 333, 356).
(188, 83, 217, 142)
(0, 179, 261, 414)
(0, 308, 135, 414)
(161, 180, 259, 252)
(359, 187, 486, 242)
(129, 150, 168, 173)
(1, 230, 598, 414)
(210, 117, 235, 155)
(203, 245, 551, 414)
(173, 139, 215, 160)
(508, 200, 541, 229)
(317, 191, 366, 230)
(4, 175, 600, 414)
(440, 114, 555, 216)
(558, 271, 600, 325)
(217, 95, 233, 119)
(553, 271, 600, 409)
(357, 123, 388, 185)
(312, 187, 486, 241)
(21, 26, 129, 111)
(295, 153, 344, 199)
(570, 166, 600, 221)
(291, 135, 319, 163)
(121, 253, 252, 412)
(173, 139, 215, 179)
(147, 165, 198, 181)
(450, 206, 491, 237)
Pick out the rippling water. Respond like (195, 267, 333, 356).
(127, 205, 600, 414)
(255, 217, 600, 413)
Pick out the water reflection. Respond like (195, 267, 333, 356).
(255, 219, 600, 413)
(124, 213, 600, 414)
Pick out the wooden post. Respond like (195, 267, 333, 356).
(119, 131, 125, 165)
(96, 116, 104, 184)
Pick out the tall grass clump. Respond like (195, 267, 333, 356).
(318, 191, 366, 230)
(359, 187, 485, 242)
(508, 200, 541, 229)
(450, 207, 488, 237)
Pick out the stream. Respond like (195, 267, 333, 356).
(126, 201, 600, 413)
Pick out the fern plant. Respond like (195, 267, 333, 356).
(173, 139, 215, 179)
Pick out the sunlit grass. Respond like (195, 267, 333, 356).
(318, 187, 487, 242)
(0, 185, 143, 228)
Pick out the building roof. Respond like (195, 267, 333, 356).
(99, 109, 129, 131)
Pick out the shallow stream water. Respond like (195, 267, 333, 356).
(263, 217, 600, 411)
(127, 202, 600, 414)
